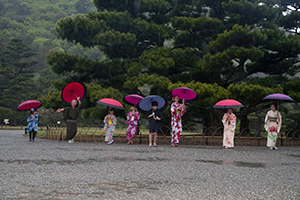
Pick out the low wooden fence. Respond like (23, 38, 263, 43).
(44, 124, 300, 146)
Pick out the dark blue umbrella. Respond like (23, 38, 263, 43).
(137, 95, 166, 112)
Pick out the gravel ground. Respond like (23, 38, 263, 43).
(0, 130, 300, 200)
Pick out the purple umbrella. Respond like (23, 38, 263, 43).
(172, 87, 197, 100)
(263, 93, 294, 102)
(123, 94, 144, 106)
(263, 93, 294, 110)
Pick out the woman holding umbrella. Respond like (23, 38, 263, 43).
(27, 108, 39, 142)
(123, 94, 143, 145)
(214, 99, 243, 149)
(171, 87, 197, 147)
(97, 98, 124, 145)
(222, 108, 237, 149)
(17, 99, 42, 141)
(103, 107, 117, 145)
(264, 104, 282, 150)
(126, 106, 140, 145)
(170, 96, 186, 147)
(56, 97, 81, 143)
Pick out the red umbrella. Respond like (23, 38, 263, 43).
(17, 100, 42, 111)
(97, 98, 124, 110)
(213, 99, 244, 109)
(61, 82, 86, 104)
(123, 94, 144, 106)
(172, 87, 197, 100)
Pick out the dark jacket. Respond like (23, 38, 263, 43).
(147, 109, 163, 130)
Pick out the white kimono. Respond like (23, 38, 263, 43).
(264, 110, 282, 147)
(222, 113, 236, 148)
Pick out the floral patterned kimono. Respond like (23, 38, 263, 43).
(264, 110, 282, 148)
(103, 114, 117, 142)
(126, 111, 140, 141)
(222, 113, 236, 148)
(171, 102, 186, 144)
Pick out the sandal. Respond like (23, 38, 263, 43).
(171, 143, 176, 147)
(153, 143, 157, 147)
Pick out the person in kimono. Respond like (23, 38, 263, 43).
(264, 104, 282, 150)
(126, 105, 140, 145)
(170, 95, 186, 147)
(222, 108, 236, 149)
(27, 108, 38, 142)
(56, 97, 81, 143)
(147, 101, 162, 147)
(103, 107, 117, 145)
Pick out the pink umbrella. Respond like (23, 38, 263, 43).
(17, 100, 42, 111)
(123, 94, 144, 106)
(172, 87, 197, 100)
(213, 99, 244, 109)
(97, 98, 124, 110)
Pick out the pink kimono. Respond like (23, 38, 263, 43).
(126, 111, 140, 141)
(171, 102, 186, 144)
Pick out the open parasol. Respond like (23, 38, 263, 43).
(17, 100, 42, 111)
(137, 95, 166, 112)
(171, 87, 197, 100)
(97, 98, 124, 110)
(213, 99, 244, 109)
(61, 82, 86, 104)
(123, 94, 144, 106)
(263, 93, 294, 110)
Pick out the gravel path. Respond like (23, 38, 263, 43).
(0, 130, 300, 199)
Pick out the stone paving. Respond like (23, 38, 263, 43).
(0, 130, 300, 199)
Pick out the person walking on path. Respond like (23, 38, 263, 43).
(27, 108, 38, 142)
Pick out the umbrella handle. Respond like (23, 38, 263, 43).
(72, 92, 78, 98)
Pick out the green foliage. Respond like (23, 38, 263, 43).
(172, 15, 224, 47)
(0, 39, 38, 125)
(284, 78, 300, 101)
(39, 91, 62, 110)
(222, 0, 281, 27)
(228, 82, 282, 107)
